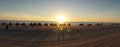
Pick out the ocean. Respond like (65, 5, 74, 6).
(0, 20, 115, 26)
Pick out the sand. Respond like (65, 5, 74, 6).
(0, 24, 120, 47)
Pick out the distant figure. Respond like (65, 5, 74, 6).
(38, 23, 42, 26)
(8, 22, 12, 26)
(6, 25, 8, 30)
(68, 23, 71, 26)
(33, 23, 37, 26)
(50, 23, 54, 26)
(59, 24, 66, 26)
(59, 24, 62, 26)
(63, 23, 66, 26)
(44, 23, 48, 26)
(15, 22, 19, 26)
(87, 24, 92, 27)
(29, 23, 33, 26)
(100, 23, 103, 26)
(53, 23, 57, 26)
(96, 23, 100, 26)
(115, 23, 119, 25)
(1, 22, 6, 25)
(111, 23, 114, 25)
(79, 24, 84, 26)
(111, 23, 119, 25)
(21, 23, 26, 27)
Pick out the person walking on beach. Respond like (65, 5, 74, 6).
(6, 25, 8, 30)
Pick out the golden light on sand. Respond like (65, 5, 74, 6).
(57, 16, 65, 23)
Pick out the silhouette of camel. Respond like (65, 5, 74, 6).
(87, 24, 92, 27)
(96, 23, 100, 26)
(15, 22, 19, 26)
(50, 23, 54, 26)
(53, 23, 57, 26)
(8, 22, 12, 26)
(44, 23, 48, 26)
(79, 24, 84, 26)
(33, 23, 37, 26)
(21, 23, 26, 27)
(29, 23, 33, 26)
(68, 23, 71, 26)
(1, 22, 6, 25)
(38, 23, 42, 26)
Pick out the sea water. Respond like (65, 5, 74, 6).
(0, 20, 114, 26)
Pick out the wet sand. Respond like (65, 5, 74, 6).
(0, 25, 120, 47)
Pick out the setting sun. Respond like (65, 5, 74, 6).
(57, 16, 65, 23)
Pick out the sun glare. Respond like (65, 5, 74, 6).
(57, 16, 65, 23)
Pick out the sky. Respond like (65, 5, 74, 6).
(0, 0, 120, 22)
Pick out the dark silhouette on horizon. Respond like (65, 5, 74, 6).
(5, 25, 8, 30)
(87, 24, 92, 27)
(44, 23, 48, 26)
(53, 23, 57, 26)
(68, 23, 71, 26)
(8, 22, 12, 26)
(21, 23, 26, 27)
(79, 24, 84, 26)
(15, 22, 20, 26)
(111, 23, 119, 25)
(1, 22, 6, 25)
(38, 23, 42, 26)
(50, 23, 54, 26)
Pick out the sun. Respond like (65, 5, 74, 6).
(57, 16, 65, 23)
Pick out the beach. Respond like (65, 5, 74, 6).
(0, 0, 120, 47)
(0, 23, 120, 47)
